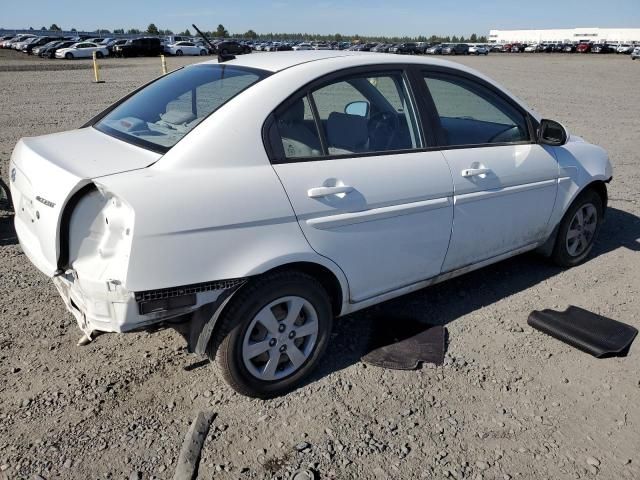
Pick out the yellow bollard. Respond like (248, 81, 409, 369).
(161, 54, 168, 75)
(92, 51, 105, 84)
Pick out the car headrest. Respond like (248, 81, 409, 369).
(326, 112, 369, 152)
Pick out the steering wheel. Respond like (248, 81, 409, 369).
(368, 111, 400, 151)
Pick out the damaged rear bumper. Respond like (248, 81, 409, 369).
(53, 272, 246, 337)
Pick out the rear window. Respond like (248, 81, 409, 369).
(95, 64, 268, 152)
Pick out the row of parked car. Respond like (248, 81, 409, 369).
(4, 33, 639, 61)
(0, 33, 253, 59)
(491, 42, 640, 54)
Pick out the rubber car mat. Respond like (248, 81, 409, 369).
(361, 316, 446, 370)
(528, 306, 638, 358)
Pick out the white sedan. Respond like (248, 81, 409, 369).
(469, 45, 489, 55)
(524, 44, 538, 52)
(9, 51, 612, 398)
(165, 41, 208, 56)
(55, 42, 109, 59)
(292, 43, 312, 51)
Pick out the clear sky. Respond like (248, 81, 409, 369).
(2, 0, 639, 36)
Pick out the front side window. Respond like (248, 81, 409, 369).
(424, 74, 530, 146)
(273, 71, 421, 160)
(95, 65, 267, 152)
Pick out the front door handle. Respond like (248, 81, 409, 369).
(307, 185, 354, 198)
(461, 167, 491, 177)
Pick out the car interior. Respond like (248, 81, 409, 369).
(276, 75, 418, 159)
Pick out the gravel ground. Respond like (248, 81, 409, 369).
(1, 50, 639, 480)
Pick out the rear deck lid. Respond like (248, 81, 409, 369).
(9, 127, 161, 276)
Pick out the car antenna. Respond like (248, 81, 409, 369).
(191, 23, 235, 63)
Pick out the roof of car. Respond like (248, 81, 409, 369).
(200, 50, 467, 73)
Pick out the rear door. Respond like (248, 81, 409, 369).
(268, 67, 454, 302)
(420, 70, 559, 271)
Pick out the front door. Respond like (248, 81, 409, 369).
(269, 69, 454, 302)
(421, 72, 559, 272)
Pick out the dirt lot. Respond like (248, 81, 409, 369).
(1, 49, 639, 480)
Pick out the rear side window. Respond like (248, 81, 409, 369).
(424, 74, 530, 146)
(272, 71, 422, 161)
(95, 65, 268, 152)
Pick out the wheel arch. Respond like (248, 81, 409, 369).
(262, 261, 345, 317)
(538, 179, 609, 257)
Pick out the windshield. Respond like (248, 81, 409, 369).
(95, 64, 268, 152)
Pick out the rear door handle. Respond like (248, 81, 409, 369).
(461, 167, 491, 177)
(307, 185, 354, 198)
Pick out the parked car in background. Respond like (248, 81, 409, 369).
(632, 47, 640, 60)
(165, 41, 208, 56)
(1, 34, 35, 49)
(312, 42, 332, 50)
(114, 37, 163, 57)
(426, 44, 443, 54)
(523, 44, 538, 53)
(214, 40, 251, 55)
(389, 42, 419, 54)
(536, 44, 554, 53)
(489, 44, 504, 52)
(22, 36, 61, 54)
(616, 44, 634, 54)
(469, 45, 489, 55)
(55, 42, 109, 59)
(592, 44, 615, 54)
(38, 40, 76, 58)
(576, 43, 592, 53)
(106, 39, 127, 55)
(13, 36, 39, 51)
(442, 43, 469, 55)
(510, 43, 527, 52)
(563, 44, 577, 53)
(292, 43, 312, 51)
(8, 51, 612, 398)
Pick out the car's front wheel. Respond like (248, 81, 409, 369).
(96, 51, 104, 59)
(175, 49, 183, 56)
(65, 52, 73, 60)
(551, 189, 603, 267)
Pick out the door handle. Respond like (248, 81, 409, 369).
(461, 167, 491, 177)
(307, 185, 354, 198)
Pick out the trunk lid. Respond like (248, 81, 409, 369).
(9, 127, 161, 276)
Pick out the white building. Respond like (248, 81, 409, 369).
(488, 27, 640, 44)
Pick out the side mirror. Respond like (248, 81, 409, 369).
(345, 101, 370, 118)
(538, 119, 568, 146)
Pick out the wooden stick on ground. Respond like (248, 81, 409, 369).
(173, 411, 216, 480)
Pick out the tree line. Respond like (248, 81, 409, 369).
(19, 23, 488, 44)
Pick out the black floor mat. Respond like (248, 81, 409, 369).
(361, 316, 446, 370)
(528, 306, 638, 358)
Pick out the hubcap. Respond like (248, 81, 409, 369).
(566, 203, 597, 257)
(242, 296, 319, 381)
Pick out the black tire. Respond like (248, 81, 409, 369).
(65, 52, 73, 60)
(175, 49, 183, 56)
(209, 271, 333, 399)
(96, 51, 104, 59)
(199, 49, 207, 56)
(221, 48, 229, 55)
(551, 189, 604, 267)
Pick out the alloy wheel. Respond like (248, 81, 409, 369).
(566, 203, 598, 257)
(242, 296, 319, 381)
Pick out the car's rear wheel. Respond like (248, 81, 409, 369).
(65, 52, 73, 60)
(175, 49, 183, 56)
(96, 51, 103, 59)
(210, 271, 333, 399)
(222, 48, 229, 55)
(199, 49, 207, 56)
(551, 189, 603, 267)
